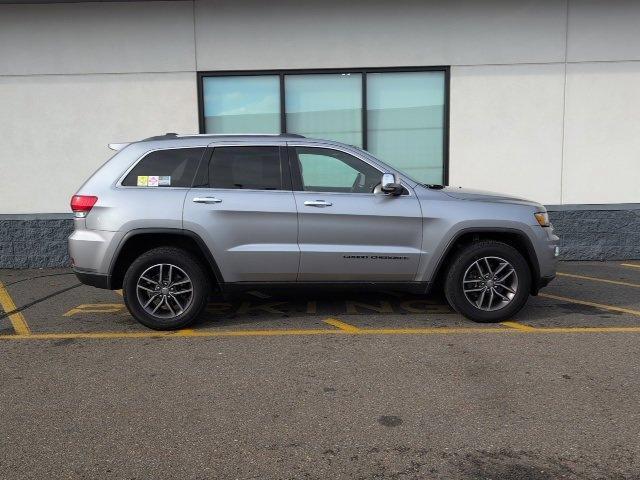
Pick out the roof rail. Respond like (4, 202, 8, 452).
(142, 132, 307, 141)
(179, 133, 306, 138)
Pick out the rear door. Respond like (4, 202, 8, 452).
(183, 143, 299, 283)
(289, 144, 423, 282)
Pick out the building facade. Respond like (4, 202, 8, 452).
(1, 0, 639, 267)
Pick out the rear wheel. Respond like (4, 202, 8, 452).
(123, 247, 210, 330)
(444, 241, 531, 323)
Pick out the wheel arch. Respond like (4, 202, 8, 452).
(430, 227, 541, 295)
(108, 228, 224, 290)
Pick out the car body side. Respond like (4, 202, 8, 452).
(69, 136, 558, 293)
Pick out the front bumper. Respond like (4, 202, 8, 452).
(528, 223, 559, 295)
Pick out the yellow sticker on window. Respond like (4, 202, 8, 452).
(137, 176, 148, 187)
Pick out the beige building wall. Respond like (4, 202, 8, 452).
(0, 0, 638, 213)
(0, 73, 198, 214)
(448, 64, 565, 205)
(0, 1, 199, 214)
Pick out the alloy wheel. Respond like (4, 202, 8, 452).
(462, 256, 519, 311)
(136, 263, 194, 319)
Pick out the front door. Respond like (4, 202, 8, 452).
(183, 144, 299, 283)
(289, 145, 423, 282)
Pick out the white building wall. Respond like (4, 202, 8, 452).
(194, 0, 567, 70)
(562, 61, 640, 204)
(449, 64, 565, 205)
(0, 1, 196, 75)
(0, 73, 198, 214)
(0, 0, 639, 213)
(0, 1, 199, 214)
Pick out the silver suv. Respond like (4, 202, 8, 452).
(69, 133, 559, 330)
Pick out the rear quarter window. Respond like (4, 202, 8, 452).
(121, 148, 205, 187)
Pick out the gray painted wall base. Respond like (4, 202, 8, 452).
(1, 205, 639, 268)
(1, 217, 74, 268)
(547, 206, 640, 261)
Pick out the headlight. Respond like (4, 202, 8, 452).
(534, 211, 550, 227)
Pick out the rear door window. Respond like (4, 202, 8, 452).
(205, 146, 287, 190)
(122, 148, 205, 187)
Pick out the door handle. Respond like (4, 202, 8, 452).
(304, 200, 333, 208)
(193, 197, 222, 204)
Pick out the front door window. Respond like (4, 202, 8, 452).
(292, 147, 381, 194)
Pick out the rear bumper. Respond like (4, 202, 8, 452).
(73, 268, 111, 289)
(68, 228, 119, 273)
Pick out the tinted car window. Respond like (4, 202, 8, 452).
(209, 146, 283, 190)
(122, 148, 204, 187)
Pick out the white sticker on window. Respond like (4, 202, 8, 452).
(148, 176, 159, 187)
(159, 176, 171, 186)
(137, 176, 148, 187)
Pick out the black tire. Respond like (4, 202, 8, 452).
(444, 240, 531, 323)
(122, 247, 210, 330)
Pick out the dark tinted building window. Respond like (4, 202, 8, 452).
(209, 146, 283, 190)
(122, 148, 204, 187)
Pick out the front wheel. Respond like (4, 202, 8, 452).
(122, 247, 210, 330)
(444, 241, 531, 323)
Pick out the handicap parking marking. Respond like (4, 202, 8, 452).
(12, 261, 640, 338)
(0, 281, 31, 336)
(63, 297, 453, 319)
(55, 292, 640, 335)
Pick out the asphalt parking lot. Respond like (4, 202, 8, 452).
(1, 261, 640, 479)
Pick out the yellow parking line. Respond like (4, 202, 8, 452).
(0, 329, 342, 340)
(63, 303, 125, 317)
(558, 272, 640, 288)
(0, 281, 31, 335)
(357, 326, 640, 334)
(539, 293, 640, 317)
(175, 328, 336, 337)
(501, 321, 537, 331)
(3, 324, 640, 340)
(621, 263, 640, 269)
(355, 327, 508, 334)
(529, 326, 640, 333)
(324, 318, 361, 333)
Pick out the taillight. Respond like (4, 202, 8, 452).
(70, 195, 98, 218)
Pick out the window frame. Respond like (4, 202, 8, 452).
(193, 143, 292, 192)
(197, 66, 450, 185)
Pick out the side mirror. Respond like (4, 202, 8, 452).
(381, 173, 402, 195)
